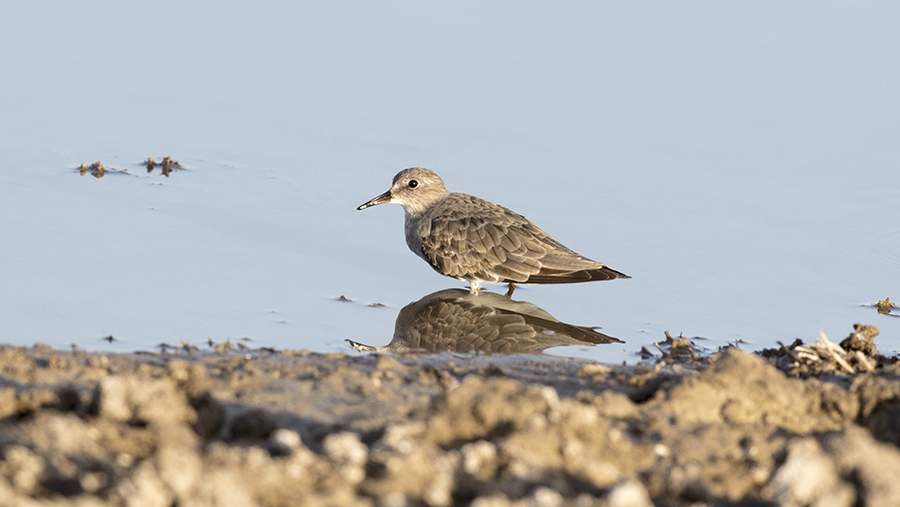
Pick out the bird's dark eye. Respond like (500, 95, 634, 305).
(408, 180, 418, 188)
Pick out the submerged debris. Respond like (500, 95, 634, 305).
(867, 297, 899, 317)
(146, 156, 183, 177)
(79, 157, 183, 178)
(177, 341, 199, 356)
(215, 339, 233, 354)
(651, 331, 710, 364)
(77, 161, 129, 178)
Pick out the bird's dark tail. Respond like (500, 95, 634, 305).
(525, 265, 630, 284)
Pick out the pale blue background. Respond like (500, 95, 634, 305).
(2, 2, 898, 362)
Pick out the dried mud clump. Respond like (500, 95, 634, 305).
(2, 344, 900, 505)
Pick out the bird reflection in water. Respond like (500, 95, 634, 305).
(348, 289, 622, 354)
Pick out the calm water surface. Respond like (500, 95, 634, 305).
(1, 3, 898, 363)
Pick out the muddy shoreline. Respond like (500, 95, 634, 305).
(2, 336, 900, 506)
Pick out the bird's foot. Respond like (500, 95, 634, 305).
(469, 281, 481, 295)
(504, 282, 516, 298)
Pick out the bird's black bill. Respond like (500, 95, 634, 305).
(357, 190, 393, 210)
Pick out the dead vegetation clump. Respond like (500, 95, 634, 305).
(760, 323, 898, 376)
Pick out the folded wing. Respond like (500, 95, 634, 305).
(420, 198, 629, 284)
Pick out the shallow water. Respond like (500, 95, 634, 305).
(1, 2, 898, 363)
